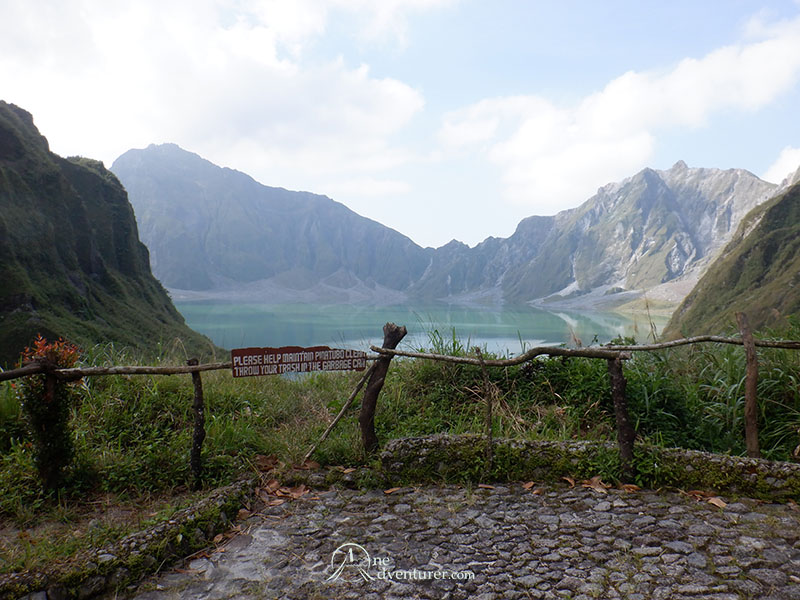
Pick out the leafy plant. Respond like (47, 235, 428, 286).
(16, 335, 83, 491)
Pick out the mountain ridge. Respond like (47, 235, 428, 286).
(664, 179, 800, 336)
(113, 143, 432, 299)
(0, 103, 216, 364)
(112, 143, 780, 311)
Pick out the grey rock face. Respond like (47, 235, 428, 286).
(114, 146, 779, 306)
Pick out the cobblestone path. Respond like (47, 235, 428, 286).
(129, 483, 800, 600)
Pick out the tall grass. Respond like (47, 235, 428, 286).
(2, 323, 799, 524)
(380, 325, 800, 462)
(0, 342, 363, 523)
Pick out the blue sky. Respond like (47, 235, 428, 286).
(2, 0, 800, 247)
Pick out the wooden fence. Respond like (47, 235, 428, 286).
(359, 315, 800, 481)
(0, 359, 234, 489)
(2, 313, 799, 487)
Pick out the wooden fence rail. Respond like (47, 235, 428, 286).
(364, 314, 800, 478)
(2, 314, 798, 489)
(0, 359, 237, 489)
(0, 361, 234, 383)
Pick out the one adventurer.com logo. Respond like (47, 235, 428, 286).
(325, 542, 475, 583)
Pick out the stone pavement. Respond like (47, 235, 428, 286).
(127, 482, 800, 600)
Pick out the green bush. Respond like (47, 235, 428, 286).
(16, 335, 83, 491)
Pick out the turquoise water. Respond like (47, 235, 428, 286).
(175, 301, 667, 355)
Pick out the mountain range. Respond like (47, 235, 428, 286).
(3, 99, 796, 366)
(112, 144, 430, 304)
(0, 102, 216, 365)
(112, 144, 779, 312)
(665, 166, 800, 336)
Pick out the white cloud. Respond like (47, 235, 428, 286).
(328, 0, 457, 46)
(763, 146, 800, 183)
(439, 15, 800, 213)
(0, 0, 431, 188)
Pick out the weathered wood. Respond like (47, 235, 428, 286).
(736, 312, 761, 458)
(370, 345, 630, 365)
(475, 348, 494, 477)
(608, 356, 636, 481)
(303, 361, 378, 463)
(360, 323, 407, 454)
(187, 358, 206, 489)
(0, 362, 45, 382)
(51, 361, 233, 381)
(0, 333, 794, 385)
(605, 335, 800, 351)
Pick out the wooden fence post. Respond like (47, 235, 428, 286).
(187, 358, 206, 489)
(474, 348, 494, 478)
(608, 355, 636, 481)
(302, 361, 378, 463)
(736, 312, 761, 458)
(359, 323, 407, 454)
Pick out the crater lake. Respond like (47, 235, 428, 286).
(173, 301, 668, 355)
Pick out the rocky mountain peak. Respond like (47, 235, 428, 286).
(671, 159, 689, 171)
(114, 143, 783, 309)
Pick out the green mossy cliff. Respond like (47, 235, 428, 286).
(664, 180, 800, 337)
(0, 102, 216, 365)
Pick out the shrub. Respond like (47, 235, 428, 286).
(16, 335, 82, 490)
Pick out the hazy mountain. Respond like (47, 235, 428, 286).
(664, 180, 800, 336)
(409, 161, 777, 306)
(112, 144, 431, 303)
(113, 145, 777, 309)
(0, 102, 215, 365)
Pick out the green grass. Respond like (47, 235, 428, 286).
(0, 490, 205, 574)
(0, 342, 362, 520)
(1, 325, 800, 572)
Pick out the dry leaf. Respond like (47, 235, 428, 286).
(687, 489, 712, 500)
(267, 498, 286, 506)
(478, 484, 495, 490)
(562, 476, 575, 488)
(707, 497, 727, 509)
(236, 508, 251, 520)
(341, 467, 356, 474)
(581, 476, 611, 494)
(787, 499, 799, 512)
(522, 481, 535, 490)
(264, 479, 281, 494)
(790, 575, 800, 583)
(213, 533, 225, 545)
(621, 484, 641, 493)
(384, 487, 401, 494)
(289, 484, 309, 499)
(295, 459, 320, 470)
(532, 488, 543, 495)
(254, 454, 280, 471)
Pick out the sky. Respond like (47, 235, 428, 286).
(2, 1, 800, 249)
